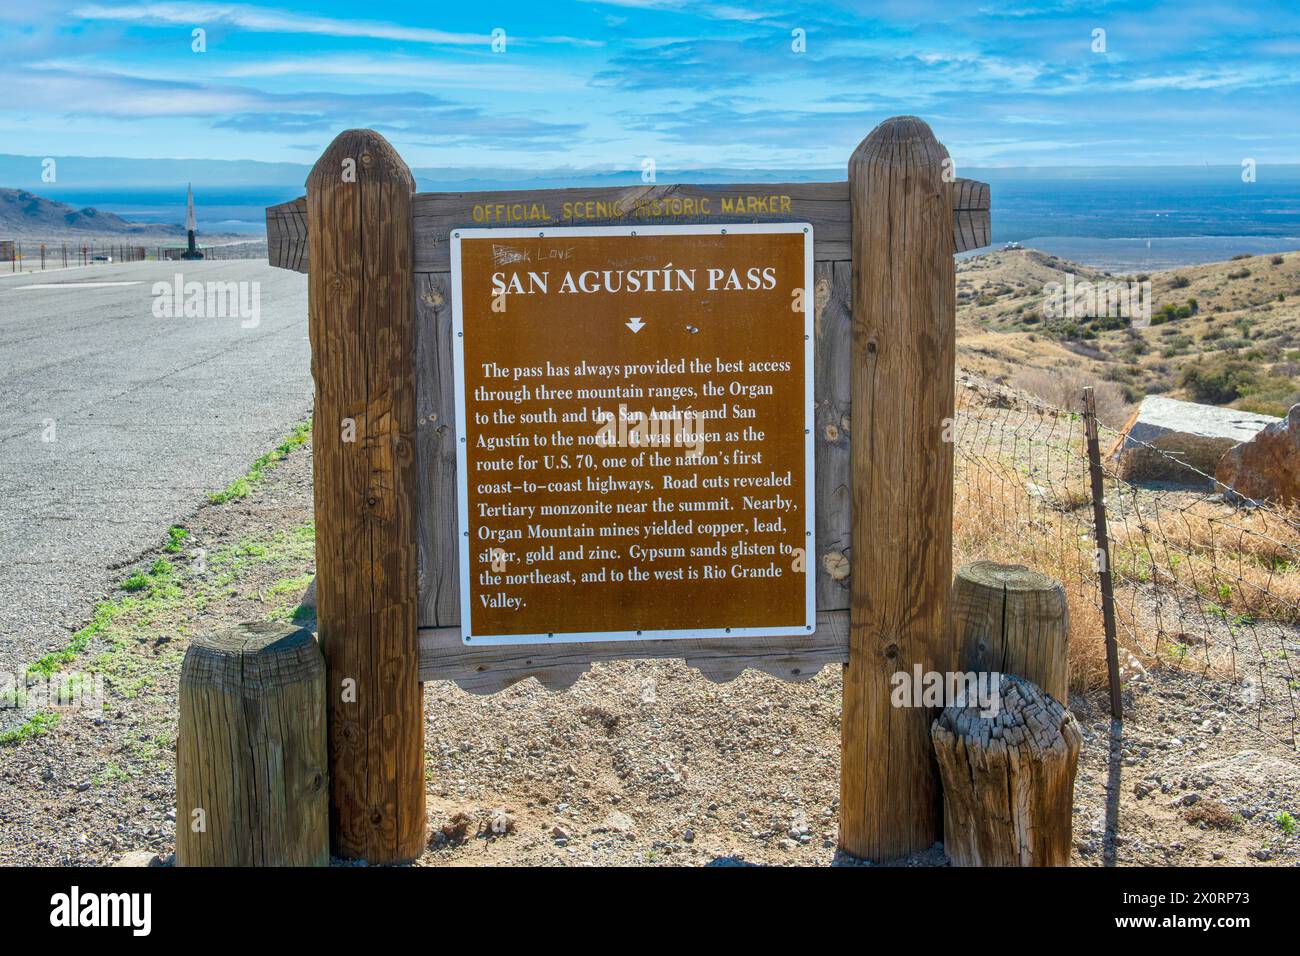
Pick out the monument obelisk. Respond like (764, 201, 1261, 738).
(181, 183, 204, 260)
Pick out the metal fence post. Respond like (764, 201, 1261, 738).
(1082, 386, 1123, 719)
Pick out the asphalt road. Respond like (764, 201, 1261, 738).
(0, 260, 311, 672)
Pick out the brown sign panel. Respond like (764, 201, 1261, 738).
(451, 224, 814, 644)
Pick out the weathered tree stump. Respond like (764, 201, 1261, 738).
(931, 674, 1082, 866)
(176, 623, 328, 867)
(954, 561, 1069, 703)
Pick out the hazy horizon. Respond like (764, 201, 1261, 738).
(5, 152, 1300, 191)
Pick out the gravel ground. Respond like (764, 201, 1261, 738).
(0, 437, 1296, 867)
(0, 260, 311, 681)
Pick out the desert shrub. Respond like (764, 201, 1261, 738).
(1180, 358, 1256, 404)
(1227, 268, 1251, 279)
(1271, 255, 1285, 266)
(1170, 274, 1190, 288)
(1184, 801, 1241, 830)
(1233, 371, 1300, 417)
(1088, 313, 1130, 333)
(1152, 300, 1195, 324)
(1009, 366, 1132, 424)
(1120, 341, 1150, 362)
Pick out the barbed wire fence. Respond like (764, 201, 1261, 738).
(952, 370, 1299, 753)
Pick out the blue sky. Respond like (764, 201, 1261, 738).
(1, 0, 1298, 174)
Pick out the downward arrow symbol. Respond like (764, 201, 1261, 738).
(625, 316, 646, 333)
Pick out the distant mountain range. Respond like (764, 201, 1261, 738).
(0, 188, 185, 239)
(4, 149, 1299, 195)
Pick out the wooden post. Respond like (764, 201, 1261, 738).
(931, 674, 1082, 866)
(1082, 387, 1123, 719)
(176, 623, 329, 866)
(954, 561, 1069, 703)
(840, 116, 956, 860)
(306, 128, 425, 863)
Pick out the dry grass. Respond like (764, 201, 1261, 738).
(954, 453, 1116, 693)
(1106, 494, 1300, 625)
(1010, 366, 1133, 427)
(952, 377, 1300, 695)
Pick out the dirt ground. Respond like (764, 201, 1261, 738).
(1, 435, 1296, 867)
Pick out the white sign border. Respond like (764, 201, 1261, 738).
(450, 222, 816, 646)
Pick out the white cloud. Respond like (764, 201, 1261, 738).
(73, 2, 488, 45)
(217, 55, 589, 91)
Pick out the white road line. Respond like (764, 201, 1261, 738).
(12, 281, 146, 291)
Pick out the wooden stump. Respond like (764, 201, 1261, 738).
(931, 674, 1082, 866)
(176, 623, 328, 867)
(954, 561, 1069, 704)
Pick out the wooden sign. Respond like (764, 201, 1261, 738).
(450, 224, 815, 644)
(272, 117, 986, 863)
